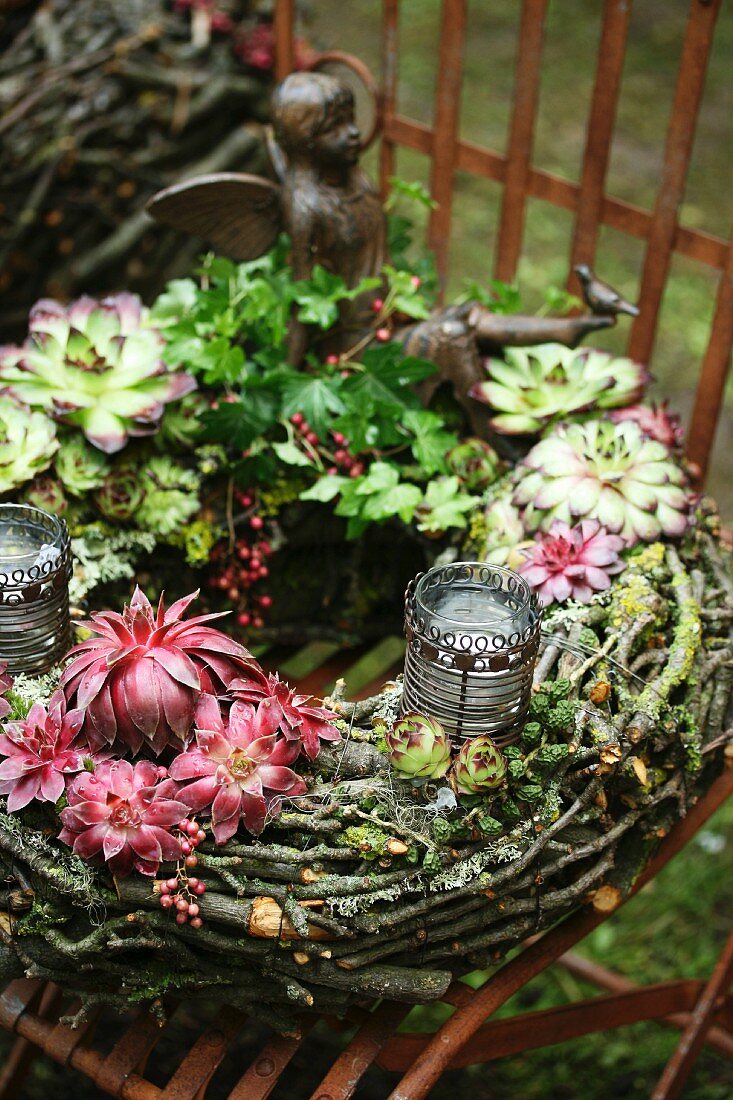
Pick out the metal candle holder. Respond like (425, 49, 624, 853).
(0, 505, 72, 675)
(402, 562, 543, 748)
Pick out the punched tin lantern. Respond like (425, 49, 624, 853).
(402, 561, 543, 748)
(0, 504, 72, 675)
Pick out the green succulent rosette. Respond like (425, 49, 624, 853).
(386, 712, 451, 780)
(452, 735, 507, 795)
(55, 434, 110, 496)
(0, 295, 196, 454)
(470, 344, 649, 435)
(94, 465, 145, 522)
(0, 396, 58, 493)
(514, 419, 690, 544)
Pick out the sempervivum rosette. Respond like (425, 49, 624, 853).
(0, 294, 196, 453)
(514, 419, 690, 544)
(60, 588, 262, 756)
(609, 401, 684, 447)
(59, 760, 187, 877)
(0, 395, 58, 492)
(517, 520, 626, 606)
(230, 672, 341, 760)
(385, 713, 451, 780)
(452, 735, 507, 795)
(469, 344, 648, 435)
(170, 694, 306, 842)
(0, 690, 86, 811)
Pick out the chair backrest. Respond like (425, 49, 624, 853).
(273, 0, 732, 487)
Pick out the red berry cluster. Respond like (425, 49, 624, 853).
(290, 414, 365, 479)
(157, 818, 207, 929)
(208, 497, 274, 630)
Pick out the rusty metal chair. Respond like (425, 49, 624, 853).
(2, 0, 732, 1095)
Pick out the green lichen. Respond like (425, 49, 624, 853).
(340, 823, 391, 858)
(169, 517, 221, 566)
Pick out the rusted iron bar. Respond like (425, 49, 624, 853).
(494, 0, 548, 283)
(228, 1024, 315, 1100)
(558, 951, 733, 1060)
(383, 114, 730, 270)
(652, 929, 733, 1100)
(568, 0, 633, 293)
(308, 1001, 410, 1100)
(427, 0, 467, 296)
(388, 766, 733, 1098)
(378, 980, 710, 1070)
(274, 0, 296, 81)
(685, 231, 733, 485)
(0, 982, 62, 1100)
(379, 0, 399, 198)
(628, 0, 722, 363)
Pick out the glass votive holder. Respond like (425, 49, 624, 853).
(0, 504, 72, 675)
(402, 562, 543, 748)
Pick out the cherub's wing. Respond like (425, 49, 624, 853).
(145, 173, 282, 261)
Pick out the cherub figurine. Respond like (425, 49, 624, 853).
(148, 71, 385, 363)
(147, 71, 639, 433)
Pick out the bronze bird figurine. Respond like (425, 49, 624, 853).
(574, 264, 640, 317)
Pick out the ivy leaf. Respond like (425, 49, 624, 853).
(353, 461, 399, 495)
(271, 441, 315, 468)
(361, 482, 422, 523)
(200, 389, 279, 450)
(417, 476, 477, 532)
(280, 374, 345, 435)
(300, 475, 349, 503)
(292, 266, 380, 329)
(151, 278, 199, 322)
(403, 409, 457, 475)
(360, 344, 437, 387)
(331, 405, 382, 453)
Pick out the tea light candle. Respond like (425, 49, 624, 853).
(0, 505, 72, 675)
(402, 562, 542, 747)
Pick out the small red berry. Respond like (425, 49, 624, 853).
(160, 895, 174, 909)
(159, 883, 170, 896)
(176, 897, 189, 913)
(332, 431, 346, 445)
(187, 877, 199, 889)
(175, 912, 188, 925)
(237, 612, 251, 627)
(258, 566, 269, 579)
(371, 298, 384, 313)
(194, 882, 206, 896)
(259, 595, 273, 609)
(411, 275, 422, 288)
(227, 587, 239, 601)
(186, 821, 199, 837)
(181, 840, 192, 855)
(190, 917, 203, 929)
(290, 413, 304, 427)
(340, 369, 351, 379)
(325, 354, 339, 365)
(375, 327, 390, 342)
(196, 829, 206, 844)
(306, 431, 319, 446)
(259, 541, 272, 556)
(185, 854, 198, 868)
(166, 878, 178, 891)
(252, 616, 264, 629)
(188, 903, 200, 918)
(250, 516, 264, 531)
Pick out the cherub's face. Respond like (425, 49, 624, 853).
(312, 101, 361, 168)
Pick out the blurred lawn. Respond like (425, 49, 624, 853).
(305, 0, 733, 520)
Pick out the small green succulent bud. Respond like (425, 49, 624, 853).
(21, 474, 67, 514)
(386, 712, 451, 780)
(0, 397, 58, 492)
(520, 721, 543, 749)
(452, 735, 507, 795)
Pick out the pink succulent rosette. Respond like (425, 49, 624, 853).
(59, 760, 187, 878)
(169, 694, 307, 843)
(0, 690, 86, 812)
(60, 588, 263, 757)
(609, 402, 684, 448)
(518, 519, 626, 606)
(230, 672, 341, 760)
